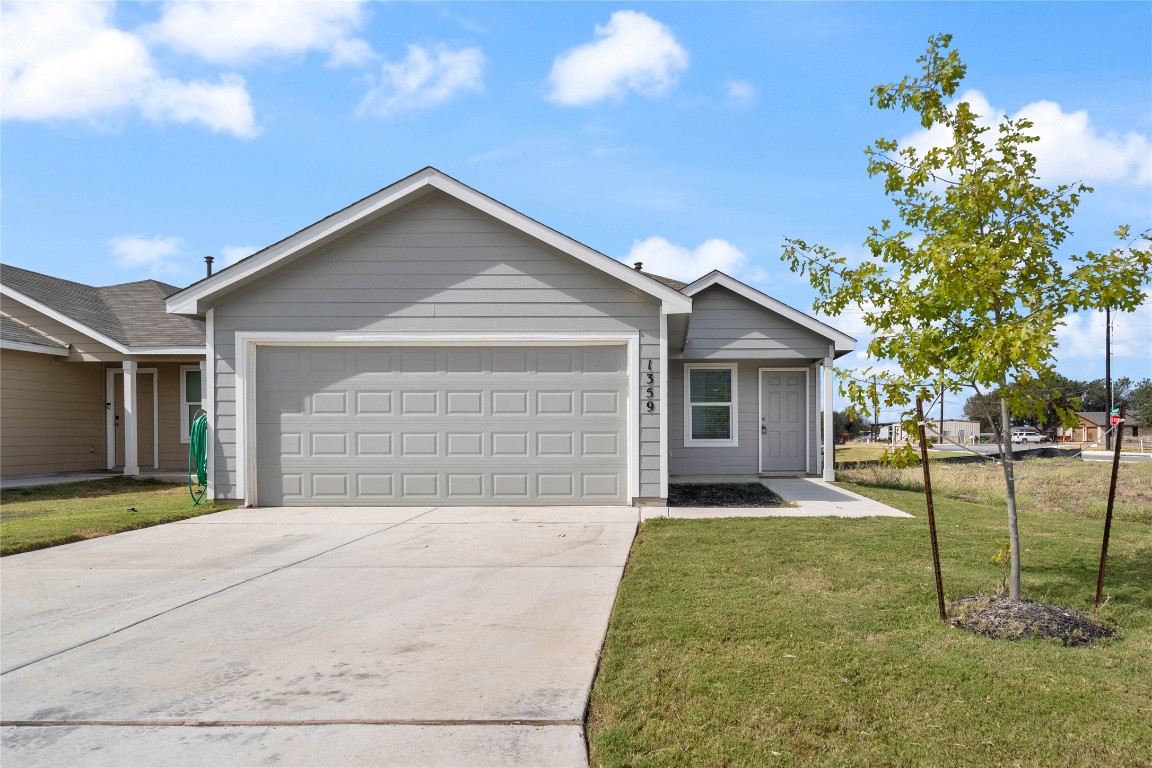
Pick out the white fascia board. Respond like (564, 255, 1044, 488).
(2, 286, 206, 357)
(682, 271, 856, 354)
(124, 347, 206, 356)
(166, 168, 693, 318)
(1, 284, 132, 354)
(0, 339, 69, 356)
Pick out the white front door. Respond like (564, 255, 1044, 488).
(760, 370, 806, 473)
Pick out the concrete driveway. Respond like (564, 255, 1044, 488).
(1, 506, 637, 767)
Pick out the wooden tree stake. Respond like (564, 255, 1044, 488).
(917, 397, 947, 622)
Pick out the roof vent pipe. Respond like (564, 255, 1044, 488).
(633, 261, 643, 271)
(204, 255, 215, 277)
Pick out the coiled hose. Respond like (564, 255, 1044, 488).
(188, 411, 208, 505)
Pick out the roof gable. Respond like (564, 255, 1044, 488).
(167, 167, 693, 317)
(682, 271, 855, 355)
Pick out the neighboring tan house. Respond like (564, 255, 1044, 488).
(0, 265, 206, 478)
(1060, 411, 1152, 443)
(166, 168, 855, 507)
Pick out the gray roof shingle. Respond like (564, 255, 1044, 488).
(0, 264, 205, 348)
(641, 271, 689, 291)
(0, 315, 67, 349)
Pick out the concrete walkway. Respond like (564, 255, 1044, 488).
(1, 506, 637, 767)
(641, 477, 912, 520)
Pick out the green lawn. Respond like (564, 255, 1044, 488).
(831, 444, 952, 464)
(1, 478, 234, 556)
(587, 467, 1152, 767)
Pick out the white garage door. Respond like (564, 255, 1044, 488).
(254, 345, 629, 505)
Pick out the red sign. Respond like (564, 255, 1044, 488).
(1110, 414, 1123, 426)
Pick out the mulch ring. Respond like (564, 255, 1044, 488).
(949, 595, 1120, 647)
(668, 483, 784, 508)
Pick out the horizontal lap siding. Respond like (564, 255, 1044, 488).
(684, 287, 831, 360)
(668, 361, 821, 476)
(671, 285, 832, 478)
(211, 192, 662, 500)
(154, 363, 196, 469)
(1, 350, 104, 475)
(668, 361, 760, 476)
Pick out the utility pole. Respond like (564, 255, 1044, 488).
(1105, 306, 1112, 450)
(872, 374, 879, 443)
(940, 376, 946, 436)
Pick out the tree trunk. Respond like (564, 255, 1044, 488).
(998, 392, 1022, 600)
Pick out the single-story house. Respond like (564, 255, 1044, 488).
(890, 418, 981, 445)
(1059, 411, 1151, 443)
(166, 168, 854, 506)
(0, 266, 206, 478)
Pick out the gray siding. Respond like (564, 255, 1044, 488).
(683, 286, 832, 360)
(669, 361, 821, 477)
(210, 192, 663, 501)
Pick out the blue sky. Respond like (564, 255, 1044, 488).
(3, 1, 1150, 417)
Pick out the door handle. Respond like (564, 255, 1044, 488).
(761, 426, 767, 434)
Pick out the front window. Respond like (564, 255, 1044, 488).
(684, 364, 738, 446)
(181, 365, 203, 443)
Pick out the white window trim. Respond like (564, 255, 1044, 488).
(180, 364, 203, 444)
(683, 363, 738, 448)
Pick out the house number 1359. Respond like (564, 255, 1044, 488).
(644, 359, 656, 412)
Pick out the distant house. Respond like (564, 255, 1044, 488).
(889, 419, 981, 445)
(0, 265, 206, 478)
(1059, 411, 1151, 444)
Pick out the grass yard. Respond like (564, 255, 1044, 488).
(587, 460, 1152, 767)
(832, 444, 951, 464)
(839, 459, 1152, 524)
(1, 478, 234, 556)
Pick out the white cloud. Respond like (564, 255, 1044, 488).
(547, 11, 688, 106)
(141, 75, 257, 136)
(221, 245, 260, 265)
(1, 2, 258, 137)
(356, 44, 485, 118)
(903, 89, 1151, 186)
(1055, 303, 1152, 363)
(724, 79, 756, 108)
(109, 234, 186, 275)
(326, 37, 377, 69)
(625, 237, 745, 281)
(147, 1, 372, 68)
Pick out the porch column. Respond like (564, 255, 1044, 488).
(122, 360, 139, 476)
(823, 357, 835, 481)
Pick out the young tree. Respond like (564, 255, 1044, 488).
(782, 35, 1151, 600)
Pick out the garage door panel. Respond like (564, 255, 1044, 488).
(259, 426, 621, 462)
(259, 468, 627, 506)
(255, 346, 628, 505)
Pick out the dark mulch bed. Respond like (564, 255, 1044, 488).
(668, 483, 784, 508)
(949, 595, 1120, 647)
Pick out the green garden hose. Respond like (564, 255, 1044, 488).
(188, 412, 208, 505)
